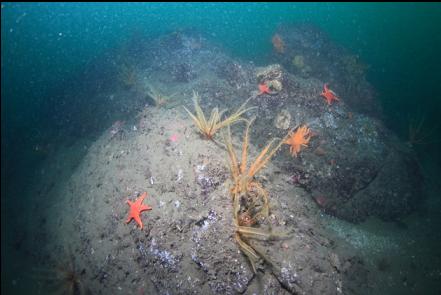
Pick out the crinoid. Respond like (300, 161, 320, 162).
(284, 124, 312, 157)
(145, 83, 178, 108)
(118, 63, 137, 88)
(407, 113, 440, 148)
(271, 33, 285, 54)
(225, 121, 289, 273)
(184, 91, 255, 140)
(33, 248, 87, 295)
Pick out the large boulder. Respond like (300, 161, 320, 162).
(125, 29, 424, 223)
(26, 29, 423, 294)
(270, 24, 381, 116)
(251, 63, 423, 223)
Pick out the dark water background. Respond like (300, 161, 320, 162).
(2, 2, 441, 294)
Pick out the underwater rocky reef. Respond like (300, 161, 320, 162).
(26, 26, 424, 294)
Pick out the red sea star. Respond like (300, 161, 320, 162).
(126, 192, 152, 229)
(320, 83, 340, 105)
(258, 83, 271, 95)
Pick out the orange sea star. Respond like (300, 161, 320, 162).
(284, 125, 312, 157)
(320, 83, 339, 105)
(126, 192, 152, 229)
(258, 83, 271, 95)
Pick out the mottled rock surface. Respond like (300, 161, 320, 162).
(26, 27, 424, 294)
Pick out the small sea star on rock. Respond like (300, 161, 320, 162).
(126, 192, 152, 229)
(258, 83, 271, 95)
(320, 83, 339, 105)
(284, 125, 312, 157)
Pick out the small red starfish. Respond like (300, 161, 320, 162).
(320, 83, 339, 105)
(258, 83, 271, 95)
(126, 192, 152, 229)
